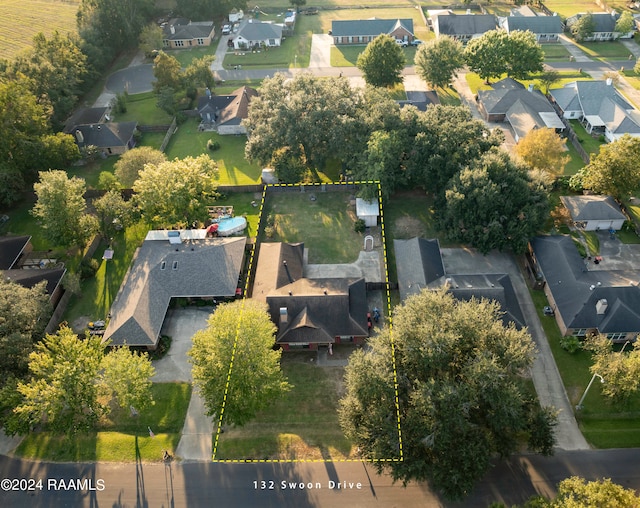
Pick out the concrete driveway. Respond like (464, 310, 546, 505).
(309, 34, 332, 68)
(441, 247, 590, 451)
(592, 231, 640, 271)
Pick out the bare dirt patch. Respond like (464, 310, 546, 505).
(394, 216, 427, 239)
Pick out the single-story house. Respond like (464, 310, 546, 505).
(560, 195, 627, 231)
(63, 107, 110, 134)
(251, 242, 369, 350)
(432, 13, 497, 42)
(566, 12, 635, 41)
(233, 21, 283, 50)
(103, 231, 246, 349)
(71, 122, 138, 155)
(394, 237, 526, 329)
(477, 78, 564, 141)
(197, 86, 258, 135)
(163, 18, 216, 49)
(500, 15, 563, 42)
(530, 235, 640, 341)
(0, 235, 66, 305)
(331, 18, 414, 45)
(397, 90, 440, 111)
(549, 80, 640, 142)
(355, 198, 379, 227)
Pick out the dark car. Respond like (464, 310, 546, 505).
(543, 306, 555, 316)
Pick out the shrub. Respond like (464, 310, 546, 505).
(207, 139, 221, 151)
(354, 219, 366, 234)
(149, 335, 172, 360)
(79, 258, 100, 280)
(560, 335, 582, 354)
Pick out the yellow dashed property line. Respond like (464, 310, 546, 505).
(212, 182, 404, 463)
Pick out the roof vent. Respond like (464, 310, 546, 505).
(279, 307, 288, 324)
(596, 299, 608, 315)
(590, 285, 596, 291)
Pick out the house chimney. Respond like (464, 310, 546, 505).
(606, 78, 613, 86)
(596, 298, 608, 315)
(283, 260, 294, 283)
(170, 25, 175, 34)
(279, 307, 288, 325)
(527, 83, 535, 92)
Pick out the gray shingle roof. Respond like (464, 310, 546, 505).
(506, 98, 564, 140)
(478, 83, 555, 117)
(3, 267, 66, 298)
(198, 86, 258, 126)
(394, 238, 445, 300)
(531, 235, 640, 333)
(0, 235, 31, 270)
(560, 195, 626, 222)
(63, 107, 108, 134)
(163, 21, 215, 41)
(331, 18, 414, 37)
(104, 234, 246, 347)
(72, 122, 138, 149)
(504, 16, 563, 34)
(237, 21, 282, 41)
(434, 14, 496, 36)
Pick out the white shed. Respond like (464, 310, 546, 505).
(356, 198, 379, 227)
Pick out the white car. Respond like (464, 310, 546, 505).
(222, 24, 231, 35)
(395, 39, 408, 48)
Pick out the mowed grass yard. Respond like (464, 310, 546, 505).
(0, 0, 79, 60)
(261, 190, 363, 263)
(15, 382, 192, 462)
(215, 354, 357, 460)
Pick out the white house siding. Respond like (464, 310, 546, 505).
(218, 124, 247, 135)
(584, 219, 625, 231)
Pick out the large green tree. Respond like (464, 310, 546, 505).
(439, 149, 550, 254)
(503, 29, 544, 80)
(515, 128, 569, 175)
(552, 477, 640, 507)
(92, 190, 134, 240)
(100, 346, 155, 414)
(139, 23, 164, 57)
(114, 146, 167, 188)
(414, 36, 465, 89)
(184, 55, 216, 90)
(153, 51, 183, 92)
(245, 73, 362, 169)
(31, 170, 99, 248)
(189, 300, 291, 427)
(570, 13, 595, 42)
(0, 277, 50, 385)
(356, 34, 406, 88)
(339, 290, 557, 501)
(569, 135, 640, 199)
(133, 155, 218, 227)
(615, 11, 635, 36)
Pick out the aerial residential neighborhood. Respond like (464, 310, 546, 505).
(2, 0, 640, 505)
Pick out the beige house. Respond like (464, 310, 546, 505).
(163, 18, 216, 49)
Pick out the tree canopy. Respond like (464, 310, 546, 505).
(439, 149, 550, 254)
(153, 51, 183, 92)
(339, 289, 557, 500)
(570, 13, 595, 42)
(553, 477, 640, 508)
(31, 170, 99, 248)
(93, 190, 134, 240)
(569, 135, 640, 199)
(356, 34, 406, 88)
(189, 300, 291, 427)
(414, 36, 465, 89)
(114, 146, 167, 188)
(465, 29, 543, 83)
(133, 155, 218, 227)
(515, 128, 569, 175)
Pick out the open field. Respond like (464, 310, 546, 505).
(0, 0, 79, 60)
(15, 382, 191, 462)
(216, 354, 357, 460)
(261, 190, 363, 264)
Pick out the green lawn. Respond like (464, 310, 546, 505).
(467, 70, 591, 94)
(166, 43, 217, 68)
(114, 92, 174, 125)
(437, 86, 462, 106)
(261, 191, 363, 263)
(569, 120, 605, 156)
(165, 119, 262, 185)
(63, 221, 150, 325)
(563, 141, 587, 175)
(138, 131, 167, 150)
(15, 382, 191, 462)
(529, 288, 640, 448)
(215, 355, 356, 460)
(622, 70, 640, 91)
(583, 231, 600, 255)
(542, 43, 572, 61)
(330, 45, 418, 67)
(572, 41, 633, 60)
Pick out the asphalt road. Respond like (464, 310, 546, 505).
(2, 450, 640, 507)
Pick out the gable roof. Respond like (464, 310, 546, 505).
(3, 267, 66, 298)
(590, 12, 618, 33)
(72, 122, 138, 149)
(478, 81, 553, 116)
(163, 20, 215, 41)
(560, 195, 626, 222)
(63, 107, 108, 134)
(434, 13, 497, 36)
(506, 98, 565, 140)
(531, 235, 640, 333)
(0, 235, 31, 270)
(237, 21, 283, 41)
(251, 242, 368, 343)
(104, 232, 246, 347)
(331, 18, 414, 37)
(198, 86, 258, 126)
(394, 238, 445, 300)
(504, 15, 563, 34)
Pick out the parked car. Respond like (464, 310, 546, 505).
(543, 306, 555, 316)
(395, 39, 408, 47)
(222, 24, 231, 35)
(88, 320, 106, 330)
(410, 39, 423, 46)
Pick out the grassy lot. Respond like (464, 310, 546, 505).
(0, 0, 79, 60)
(138, 131, 166, 150)
(437, 86, 462, 106)
(63, 221, 150, 325)
(67, 157, 118, 189)
(166, 44, 217, 68)
(216, 354, 356, 460)
(467, 70, 591, 94)
(563, 141, 587, 175)
(621, 70, 640, 91)
(539, 0, 634, 18)
(331, 44, 419, 67)
(114, 92, 174, 125)
(529, 289, 640, 448)
(214, 192, 261, 238)
(583, 231, 600, 255)
(15, 382, 191, 462)
(569, 120, 605, 156)
(1, 196, 50, 251)
(261, 191, 363, 263)
(571, 41, 633, 61)
(542, 43, 572, 61)
(165, 119, 262, 185)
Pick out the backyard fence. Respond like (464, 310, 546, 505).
(549, 99, 591, 164)
(159, 117, 178, 153)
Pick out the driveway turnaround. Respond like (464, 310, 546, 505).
(105, 64, 155, 94)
